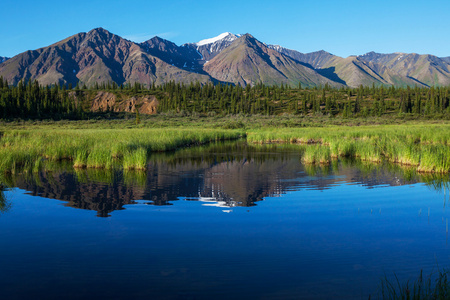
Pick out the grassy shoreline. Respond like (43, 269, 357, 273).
(0, 128, 244, 173)
(247, 124, 450, 173)
(0, 116, 449, 173)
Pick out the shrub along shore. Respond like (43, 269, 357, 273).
(0, 118, 450, 174)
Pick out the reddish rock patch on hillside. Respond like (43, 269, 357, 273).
(91, 92, 159, 114)
(91, 91, 117, 112)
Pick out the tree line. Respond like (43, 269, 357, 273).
(0, 77, 449, 119)
(0, 78, 82, 119)
(156, 81, 450, 117)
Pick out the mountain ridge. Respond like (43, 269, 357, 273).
(203, 34, 343, 87)
(1, 28, 450, 88)
(0, 28, 211, 86)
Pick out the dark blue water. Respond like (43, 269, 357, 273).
(1, 144, 450, 299)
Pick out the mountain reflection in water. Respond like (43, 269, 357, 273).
(5, 142, 449, 217)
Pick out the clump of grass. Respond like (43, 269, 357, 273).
(338, 140, 357, 157)
(123, 147, 147, 170)
(359, 142, 382, 162)
(86, 148, 114, 169)
(73, 148, 89, 168)
(302, 145, 331, 165)
(377, 269, 450, 299)
(329, 140, 341, 159)
(418, 145, 450, 173)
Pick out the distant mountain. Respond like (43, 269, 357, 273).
(184, 32, 242, 61)
(358, 52, 450, 86)
(1, 28, 449, 88)
(268, 46, 429, 87)
(140, 36, 204, 73)
(203, 34, 343, 87)
(267, 45, 336, 69)
(0, 56, 8, 64)
(0, 28, 211, 86)
(319, 56, 426, 87)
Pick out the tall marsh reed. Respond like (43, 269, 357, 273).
(0, 128, 242, 173)
(247, 124, 450, 173)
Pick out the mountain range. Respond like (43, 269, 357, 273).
(1, 28, 449, 88)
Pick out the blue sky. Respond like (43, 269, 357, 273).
(2, 0, 450, 58)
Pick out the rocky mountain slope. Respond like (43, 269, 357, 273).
(319, 56, 426, 87)
(1, 28, 449, 88)
(203, 34, 343, 87)
(0, 28, 211, 86)
(357, 51, 450, 86)
(268, 46, 429, 87)
(0, 56, 8, 64)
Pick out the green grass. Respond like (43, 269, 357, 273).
(376, 269, 450, 299)
(247, 124, 450, 173)
(0, 128, 243, 173)
(123, 147, 147, 170)
(302, 145, 330, 165)
(1, 118, 450, 173)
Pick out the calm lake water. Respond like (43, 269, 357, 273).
(1, 142, 450, 299)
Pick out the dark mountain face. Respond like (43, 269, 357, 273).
(267, 46, 336, 69)
(140, 36, 204, 73)
(0, 57, 8, 64)
(0, 28, 211, 86)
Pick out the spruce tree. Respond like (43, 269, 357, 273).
(136, 107, 141, 125)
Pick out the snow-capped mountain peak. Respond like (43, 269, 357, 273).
(189, 32, 243, 61)
(196, 32, 241, 46)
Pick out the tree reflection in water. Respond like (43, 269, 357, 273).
(3, 141, 450, 217)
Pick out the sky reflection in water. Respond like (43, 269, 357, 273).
(1, 143, 450, 299)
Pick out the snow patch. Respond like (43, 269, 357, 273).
(196, 32, 241, 46)
(196, 32, 232, 46)
(195, 48, 204, 60)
